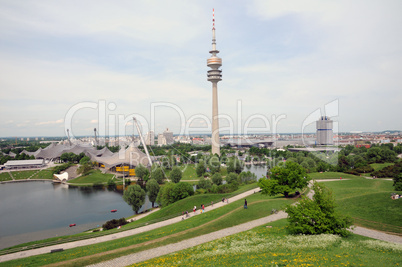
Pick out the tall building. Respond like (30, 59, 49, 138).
(207, 9, 222, 156)
(163, 128, 174, 145)
(145, 130, 155, 146)
(158, 134, 166, 146)
(316, 116, 334, 145)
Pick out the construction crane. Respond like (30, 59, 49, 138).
(133, 117, 153, 167)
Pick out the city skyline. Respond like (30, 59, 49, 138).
(1, 1, 401, 138)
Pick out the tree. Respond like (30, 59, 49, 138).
(208, 155, 220, 174)
(227, 158, 244, 174)
(79, 156, 90, 165)
(146, 179, 160, 208)
(259, 161, 310, 197)
(226, 173, 238, 184)
(151, 167, 165, 184)
(170, 166, 183, 183)
(394, 174, 402, 191)
(238, 171, 257, 184)
(156, 182, 176, 207)
(171, 182, 194, 201)
(197, 176, 212, 189)
(286, 183, 353, 237)
(123, 185, 146, 214)
(196, 160, 206, 177)
(135, 164, 149, 179)
(211, 173, 223, 185)
(77, 162, 93, 176)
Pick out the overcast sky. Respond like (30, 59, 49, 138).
(0, 0, 401, 138)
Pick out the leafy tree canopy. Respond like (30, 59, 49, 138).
(259, 161, 310, 197)
(286, 183, 353, 237)
(123, 184, 146, 214)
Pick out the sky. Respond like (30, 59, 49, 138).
(0, 0, 401, 138)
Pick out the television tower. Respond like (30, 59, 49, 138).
(207, 8, 222, 156)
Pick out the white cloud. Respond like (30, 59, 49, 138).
(36, 119, 63, 126)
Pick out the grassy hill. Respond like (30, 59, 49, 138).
(320, 177, 402, 233)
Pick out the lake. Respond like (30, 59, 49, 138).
(0, 181, 152, 250)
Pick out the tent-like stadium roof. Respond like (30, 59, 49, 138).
(90, 143, 150, 168)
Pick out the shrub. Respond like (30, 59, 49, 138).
(197, 177, 212, 190)
(102, 218, 127, 230)
(286, 183, 353, 237)
(211, 173, 223, 185)
(226, 173, 238, 184)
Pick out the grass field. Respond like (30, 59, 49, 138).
(370, 162, 395, 171)
(68, 170, 114, 185)
(10, 170, 39, 180)
(30, 169, 54, 179)
(3, 191, 294, 266)
(135, 219, 402, 267)
(0, 172, 12, 181)
(320, 177, 402, 233)
(309, 172, 361, 180)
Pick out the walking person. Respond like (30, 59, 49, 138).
(202, 204, 205, 212)
(244, 199, 247, 209)
(193, 205, 196, 213)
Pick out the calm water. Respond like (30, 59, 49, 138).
(0, 181, 152, 249)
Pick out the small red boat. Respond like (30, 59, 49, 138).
(69, 224, 76, 227)
(111, 209, 117, 213)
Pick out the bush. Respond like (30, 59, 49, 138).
(102, 218, 127, 230)
(195, 188, 207, 195)
(52, 162, 72, 174)
(211, 173, 223, 185)
(226, 173, 238, 184)
(196, 160, 206, 177)
(286, 183, 353, 237)
(197, 177, 212, 190)
(172, 182, 194, 201)
(238, 171, 257, 184)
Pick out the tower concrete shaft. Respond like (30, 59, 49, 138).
(207, 9, 222, 156)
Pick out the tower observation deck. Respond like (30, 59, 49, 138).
(207, 9, 222, 156)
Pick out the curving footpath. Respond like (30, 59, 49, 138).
(89, 179, 402, 267)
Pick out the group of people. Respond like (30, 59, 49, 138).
(181, 197, 249, 221)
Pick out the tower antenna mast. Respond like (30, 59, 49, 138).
(207, 8, 222, 156)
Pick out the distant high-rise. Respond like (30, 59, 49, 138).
(163, 128, 174, 145)
(316, 116, 334, 145)
(145, 130, 155, 146)
(207, 9, 222, 156)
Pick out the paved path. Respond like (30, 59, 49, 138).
(89, 179, 402, 267)
(0, 188, 260, 263)
(89, 212, 288, 267)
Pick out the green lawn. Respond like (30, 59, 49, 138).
(370, 162, 394, 171)
(3, 192, 294, 266)
(319, 178, 402, 233)
(68, 170, 114, 185)
(0, 172, 12, 181)
(135, 219, 402, 267)
(10, 170, 38, 180)
(309, 172, 361, 180)
(30, 169, 54, 179)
